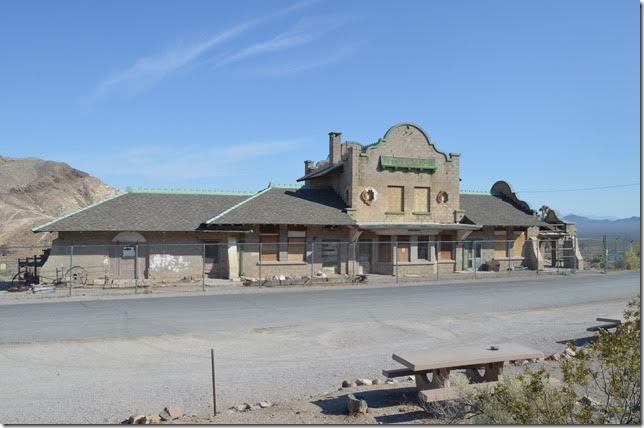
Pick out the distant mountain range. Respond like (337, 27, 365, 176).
(563, 214, 640, 240)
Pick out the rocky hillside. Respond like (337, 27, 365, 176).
(0, 156, 120, 250)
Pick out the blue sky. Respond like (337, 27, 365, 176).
(0, 0, 639, 217)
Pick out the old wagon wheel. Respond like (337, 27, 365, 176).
(65, 266, 88, 287)
(10, 272, 28, 291)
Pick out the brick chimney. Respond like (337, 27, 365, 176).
(329, 132, 342, 165)
(304, 160, 314, 175)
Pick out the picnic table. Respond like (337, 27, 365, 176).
(383, 342, 544, 402)
(586, 317, 623, 332)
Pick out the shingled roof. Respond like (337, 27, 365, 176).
(33, 191, 252, 232)
(460, 194, 549, 227)
(207, 186, 354, 226)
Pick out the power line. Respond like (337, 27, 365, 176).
(517, 183, 640, 193)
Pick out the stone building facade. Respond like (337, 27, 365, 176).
(34, 122, 581, 285)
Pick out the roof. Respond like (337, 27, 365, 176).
(460, 194, 550, 227)
(207, 186, 354, 226)
(296, 162, 344, 182)
(33, 191, 252, 232)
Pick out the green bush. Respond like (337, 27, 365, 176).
(460, 298, 641, 424)
(625, 244, 640, 270)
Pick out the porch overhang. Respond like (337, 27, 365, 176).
(356, 222, 482, 234)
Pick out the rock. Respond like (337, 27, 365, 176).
(356, 378, 372, 386)
(546, 352, 561, 361)
(259, 401, 272, 408)
(385, 378, 395, 384)
(406, 375, 415, 381)
(347, 394, 368, 415)
(143, 414, 161, 424)
(159, 405, 182, 421)
(249, 404, 261, 411)
(342, 379, 356, 388)
(232, 403, 251, 412)
(127, 415, 146, 424)
(580, 396, 599, 407)
(564, 348, 577, 358)
(372, 378, 384, 385)
(511, 360, 522, 366)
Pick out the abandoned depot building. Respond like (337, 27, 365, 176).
(34, 123, 583, 285)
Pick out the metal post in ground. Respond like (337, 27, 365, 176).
(507, 240, 511, 276)
(603, 235, 607, 274)
(69, 245, 74, 297)
(135, 244, 139, 294)
(258, 242, 262, 283)
(436, 240, 440, 281)
(394, 240, 398, 283)
(536, 239, 539, 276)
(310, 241, 314, 283)
(351, 242, 356, 278)
(473, 241, 477, 280)
(211, 348, 217, 416)
(202, 243, 206, 292)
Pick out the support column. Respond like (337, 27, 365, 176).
(227, 237, 239, 280)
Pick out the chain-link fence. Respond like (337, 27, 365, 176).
(1, 236, 638, 298)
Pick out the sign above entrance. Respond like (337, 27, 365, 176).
(380, 155, 436, 172)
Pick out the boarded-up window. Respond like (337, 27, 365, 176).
(378, 236, 392, 263)
(414, 187, 430, 212)
(418, 235, 430, 260)
(260, 225, 279, 262)
(513, 230, 526, 257)
(439, 234, 453, 260)
(494, 229, 508, 258)
(387, 186, 404, 212)
(287, 226, 306, 262)
(396, 235, 410, 263)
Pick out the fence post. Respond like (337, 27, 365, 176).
(202, 243, 206, 292)
(536, 239, 539, 276)
(473, 241, 477, 280)
(258, 242, 262, 282)
(602, 235, 607, 274)
(394, 240, 398, 283)
(507, 240, 511, 275)
(134, 244, 138, 293)
(352, 242, 356, 278)
(435, 240, 440, 281)
(310, 241, 314, 282)
(69, 245, 74, 297)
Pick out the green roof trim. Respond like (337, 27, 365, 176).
(125, 187, 256, 195)
(380, 155, 436, 172)
(268, 182, 303, 189)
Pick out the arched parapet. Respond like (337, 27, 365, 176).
(490, 181, 534, 215)
(112, 231, 147, 243)
(360, 122, 454, 161)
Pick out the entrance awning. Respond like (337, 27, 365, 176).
(356, 222, 482, 234)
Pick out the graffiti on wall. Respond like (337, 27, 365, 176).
(149, 254, 190, 272)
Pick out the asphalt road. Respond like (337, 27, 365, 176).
(0, 271, 639, 344)
(0, 271, 639, 423)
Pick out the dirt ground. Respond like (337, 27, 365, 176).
(148, 361, 566, 425)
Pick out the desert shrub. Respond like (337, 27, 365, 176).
(458, 298, 640, 424)
(625, 244, 640, 270)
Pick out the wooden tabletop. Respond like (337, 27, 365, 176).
(392, 343, 544, 372)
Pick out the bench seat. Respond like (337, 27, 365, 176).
(382, 367, 415, 378)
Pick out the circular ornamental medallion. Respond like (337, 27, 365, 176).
(360, 187, 378, 206)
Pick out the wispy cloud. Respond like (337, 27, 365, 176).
(248, 42, 359, 77)
(213, 15, 348, 69)
(89, 1, 316, 102)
